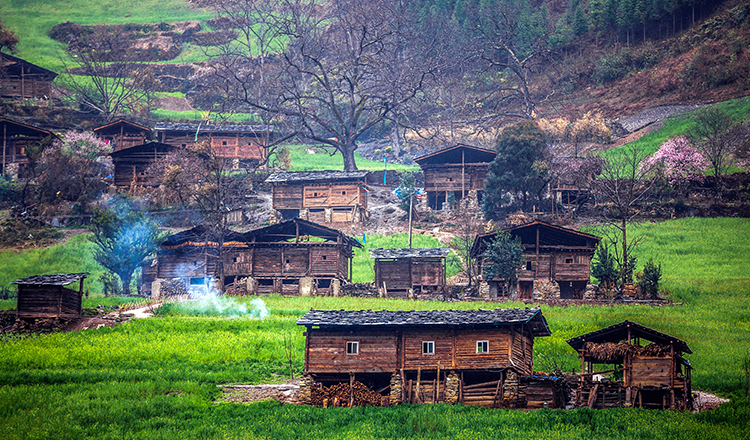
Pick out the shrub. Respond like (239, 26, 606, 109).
(637, 258, 662, 299)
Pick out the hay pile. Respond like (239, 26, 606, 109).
(584, 342, 671, 362)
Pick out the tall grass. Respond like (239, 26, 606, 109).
(0, 0, 211, 72)
(601, 96, 750, 162)
(278, 144, 419, 172)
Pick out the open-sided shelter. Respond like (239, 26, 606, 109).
(567, 320, 692, 410)
(93, 119, 152, 152)
(297, 307, 555, 408)
(266, 171, 369, 223)
(414, 144, 496, 210)
(0, 118, 57, 177)
(109, 142, 175, 188)
(153, 122, 271, 166)
(472, 221, 600, 299)
(11, 273, 89, 319)
(0, 53, 58, 99)
(143, 219, 361, 297)
(369, 248, 450, 296)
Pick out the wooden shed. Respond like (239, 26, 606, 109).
(109, 142, 175, 188)
(0, 53, 58, 99)
(11, 273, 89, 319)
(567, 320, 693, 410)
(369, 248, 450, 296)
(414, 144, 496, 210)
(1, 118, 56, 177)
(472, 221, 600, 299)
(153, 122, 271, 165)
(297, 307, 555, 408)
(550, 156, 602, 212)
(144, 219, 361, 297)
(266, 171, 369, 223)
(93, 119, 152, 152)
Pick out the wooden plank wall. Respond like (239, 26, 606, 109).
(310, 248, 340, 276)
(282, 248, 310, 276)
(304, 184, 362, 208)
(224, 249, 253, 276)
(306, 330, 398, 373)
(630, 356, 672, 387)
(411, 259, 444, 287)
(375, 260, 411, 290)
(272, 185, 304, 209)
(510, 327, 534, 375)
(403, 329, 453, 369)
(253, 248, 283, 276)
(157, 252, 214, 279)
(453, 328, 512, 370)
(17, 285, 81, 317)
(0, 77, 53, 99)
(422, 165, 489, 193)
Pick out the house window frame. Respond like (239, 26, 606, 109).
(476, 340, 489, 354)
(346, 341, 359, 355)
(422, 341, 435, 355)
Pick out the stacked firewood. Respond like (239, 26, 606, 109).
(310, 381, 382, 407)
(160, 279, 188, 297)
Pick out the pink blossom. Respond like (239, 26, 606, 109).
(53, 130, 111, 160)
(641, 136, 708, 187)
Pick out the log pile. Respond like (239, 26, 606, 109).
(310, 381, 383, 407)
(160, 279, 188, 297)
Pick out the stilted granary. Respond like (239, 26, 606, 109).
(369, 248, 450, 297)
(567, 320, 693, 410)
(296, 308, 563, 408)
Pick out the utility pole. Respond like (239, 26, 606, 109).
(408, 189, 413, 249)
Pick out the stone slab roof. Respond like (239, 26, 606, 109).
(297, 307, 551, 336)
(11, 273, 90, 286)
(369, 248, 451, 259)
(265, 171, 369, 183)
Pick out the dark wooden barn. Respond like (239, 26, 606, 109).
(143, 219, 361, 297)
(296, 308, 559, 408)
(93, 119, 152, 152)
(567, 320, 693, 410)
(153, 122, 271, 165)
(109, 142, 175, 188)
(369, 248, 450, 296)
(414, 144, 496, 210)
(0, 118, 56, 177)
(11, 273, 89, 319)
(0, 53, 58, 99)
(266, 171, 369, 223)
(550, 156, 602, 212)
(472, 221, 600, 300)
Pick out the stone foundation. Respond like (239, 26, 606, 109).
(299, 277, 314, 296)
(332, 279, 341, 297)
(389, 373, 402, 404)
(298, 375, 313, 404)
(299, 208, 309, 221)
(532, 280, 560, 300)
(502, 370, 524, 408)
(479, 281, 490, 298)
(584, 283, 600, 300)
(444, 372, 460, 404)
(324, 208, 332, 222)
(269, 210, 281, 225)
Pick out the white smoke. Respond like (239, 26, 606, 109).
(186, 277, 270, 319)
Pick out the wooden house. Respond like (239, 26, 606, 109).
(11, 273, 89, 319)
(369, 248, 450, 296)
(266, 171, 369, 223)
(296, 307, 556, 408)
(0, 53, 57, 99)
(0, 118, 57, 177)
(93, 119, 152, 152)
(414, 144, 496, 210)
(567, 320, 693, 410)
(550, 156, 602, 211)
(109, 142, 175, 188)
(153, 122, 271, 166)
(143, 219, 361, 297)
(472, 221, 600, 299)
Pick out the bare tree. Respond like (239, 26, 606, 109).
(690, 107, 741, 201)
(56, 28, 158, 122)
(205, 0, 448, 170)
(592, 143, 656, 287)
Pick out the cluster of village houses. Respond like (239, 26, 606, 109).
(4, 53, 692, 411)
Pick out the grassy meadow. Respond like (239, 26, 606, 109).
(0, 217, 749, 438)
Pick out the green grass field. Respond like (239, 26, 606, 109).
(0, 217, 749, 439)
(277, 145, 419, 172)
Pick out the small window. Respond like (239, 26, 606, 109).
(526, 261, 536, 271)
(222, 141, 227, 145)
(476, 340, 489, 354)
(322, 255, 327, 260)
(342, 191, 346, 195)
(189, 277, 204, 286)
(286, 259, 291, 264)
(313, 192, 318, 197)
(346, 341, 359, 355)
(422, 341, 435, 355)
(233, 257, 239, 263)
(565, 258, 574, 264)
(181, 143, 187, 147)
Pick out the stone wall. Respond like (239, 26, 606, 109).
(501, 370, 524, 408)
(444, 372, 460, 404)
(389, 373, 402, 404)
(532, 280, 560, 300)
(298, 375, 313, 404)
